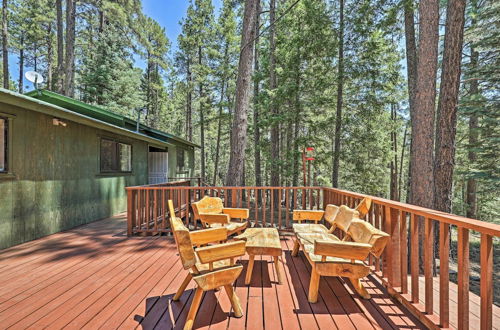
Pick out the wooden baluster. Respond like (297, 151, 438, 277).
(439, 222, 450, 327)
(285, 189, 290, 228)
(232, 188, 237, 208)
(374, 204, 381, 273)
(385, 206, 401, 287)
(127, 190, 134, 236)
(480, 233, 493, 330)
(410, 213, 419, 303)
(278, 188, 282, 229)
(400, 211, 408, 294)
(457, 227, 469, 330)
(302, 188, 306, 209)
(262, 189, 267, 227)
(424, 217, 434, 315)
(270, 188, 274, 228)
(185, 189, 190, 229)
(153, 190, 158, 232)
(145, 189, 150, 232)
(254, 188, 259, 227)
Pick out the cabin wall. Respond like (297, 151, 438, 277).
(0, 102, 149, 249)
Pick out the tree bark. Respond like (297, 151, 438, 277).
(18, 33, 23, 93)
(2, 0, 9, 89)
(390, 104, 399, 201)
(64, 0, 76, 97)
(466, 47, 479, 219)
(186, 58, 193, 141)
(269, 0, 279, 190)
(56, 0, 64, 93)
(46, 24, 53, 90)
(433, 0, 466, 213)
(332, 0, 344, 188)
(253, 1, 262, 202)
(404, 0, 417, 201)
(198, 46, 205, 183)
(213, 79, 227, 186)
(225, 0, 258, 186)
(409, 0, 439, 209)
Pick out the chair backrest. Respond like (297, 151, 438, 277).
(323, 204, 340, 226)
(168, 200, 197, 270)
(355, 197, 372, 219)
(192, 196, 224, 221)
(347, 220, 389, 257)
(333, 205, 359, 233)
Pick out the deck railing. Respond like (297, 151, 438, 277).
(125, 184, 499, 329)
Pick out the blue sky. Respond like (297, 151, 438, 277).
(16, 0, 222, 91)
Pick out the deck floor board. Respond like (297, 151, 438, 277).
(0, 213, 433, 329)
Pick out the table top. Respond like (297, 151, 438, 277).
(235, 228, 282, 256)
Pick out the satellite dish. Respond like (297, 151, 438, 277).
(25, 71, 44, 89)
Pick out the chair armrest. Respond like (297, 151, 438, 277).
(199, 213, 230, 225)
(314, 240, 371, 261)
(190, 227, 228, 246)
(293, 210, 324, 223)
(222, 208, 249, 219)
(195, 241, 246, 264)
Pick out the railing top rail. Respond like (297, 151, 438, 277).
(125, 185, 324, 191)
(127, 179, 191, 189)
(324, 187, 500, 237)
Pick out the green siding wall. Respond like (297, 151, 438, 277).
(0, 102, 149, 249)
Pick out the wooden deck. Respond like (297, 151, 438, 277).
(0, 213, 428, 329)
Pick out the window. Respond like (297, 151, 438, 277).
(100, 138, 132, 173)
(0, 117, 7, 172)
(177, 148, 185, 171)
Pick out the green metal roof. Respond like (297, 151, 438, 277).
(24, 89, 199, 149)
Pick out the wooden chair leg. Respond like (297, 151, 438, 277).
(308, 269, 321, 303)
(184, 286, 204, 330)
(349, 277, 371, 299)
(273, 256, 283, 284)
(174, 273, 192, 301)
(245, 255, 255, 285)
(224, 284, 243, 318)
(291, 238, 300, 257)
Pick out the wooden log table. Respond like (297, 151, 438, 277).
(235, 228, 283, 285)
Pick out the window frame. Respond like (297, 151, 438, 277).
(0, 113, 15, 177)
(99, 137, 133, 174)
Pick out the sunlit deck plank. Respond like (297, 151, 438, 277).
(0, 213, 432, 329)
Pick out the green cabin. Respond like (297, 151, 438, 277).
(0, 88, 198, 249)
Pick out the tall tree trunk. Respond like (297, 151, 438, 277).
(332, 0, 344, 188)
(56, 0, 64, 93)
(198, 46, 205, 183)
(409, 0, 438, 209)
(433, 0, 466, 213)
(399, 123, 408, 200)
(46, 24, 53, 90)
(213, 79, 227, 186)
(269, 0, 279, 190)
(466, 46, 479, 219)
(225, 0, 258, 186)
(18, 33, 23, 93)
(186, 59, 193, 141)
(2, 0, 9, 89)
(253, 1, 262, 202)
(64, 0, 76, 97)
(404, 0, 417, 201)
(390, 104, 399, 201)
(410, 0, 439, 274)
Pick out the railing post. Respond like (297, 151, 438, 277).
(385, 206, 401, 287)
(457, 227, 469, 330)
(480, 233, 493, 330)
(127, 189, 134, 236)
(439, 222, 450, 328)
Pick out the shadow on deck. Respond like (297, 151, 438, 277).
(0, 213, 448, 329)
